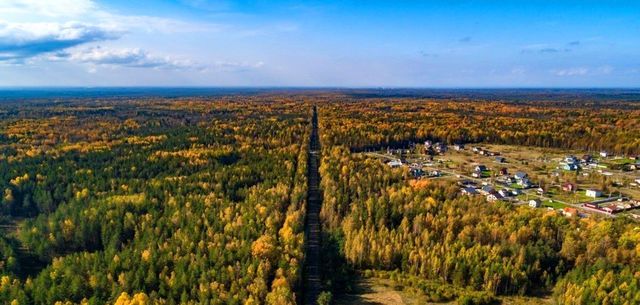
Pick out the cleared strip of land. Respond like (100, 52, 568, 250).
(303, 106, 322, 305)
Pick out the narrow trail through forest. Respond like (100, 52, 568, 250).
(0, 218, 47, 278)
(303, 106, 322, 305)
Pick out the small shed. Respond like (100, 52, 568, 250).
(529, 199, 541, 208)
(586, 189, 602, 198)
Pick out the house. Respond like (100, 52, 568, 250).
(586, 189, 602, 198)
(453, 144, 465, 151)
(475, 165, 487, 172)
(495, 157, 506, 163)
(499, 168, 509, 176)
(563, 163, 578, 171)
(563, 207, 578, 217)
(529, 199, 541, 208)
(410, 168, 424, 178)
(429, 170, 441, 177)
(461, 187, 478, 195)
(458, 179, 477, 187)
(600, 151, 609, 158)
(472, 147, 481, 153)
(518, 178, 532, 188)
(480, 185, 495, 195)
(424, 140, 433, 149)
(562, 182, 577, 192)
(582, 155, 592, 163)
(586, 162, 599, 169)
(498, 189, 511, 197)
(472, 172, 481, 178)
(635, 178, 640, 185)
(514, 171, 528, 180)
(511, 189, 521, 196)
(536, 187, 545, 194)
(432, 142, 447, 154)
(387, 160, 403, 168)
(487, 193, 502, 202)
(565, 155, 578, 164)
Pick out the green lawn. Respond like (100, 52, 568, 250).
(549, 191, 593, 204)
(608, 158, 635, 165)
(543, 200, 567, 209)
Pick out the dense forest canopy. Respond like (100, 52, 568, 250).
(319, 99, 640, 155)
(0, 97, 311, 304)
(0, 92, 639, 305)
(316, 96, 640, 305)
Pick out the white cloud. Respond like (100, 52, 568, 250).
(552, 65, 614, 77)
(53, 47, 203, 70)
(0, 0, 96, 18)
(0, 0, 217, 63)
(0, 21, 120, 61)
(553, 67, 589, 76)
(50, 46, 266, 73)
(597, 65, 613, 74)
(93, 12, 226, 34)
(211, 60, 265, 72)
(0, 0, 268, 74)
(511, 67, 526, 75)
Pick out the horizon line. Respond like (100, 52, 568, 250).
(1, 86, 640, 90)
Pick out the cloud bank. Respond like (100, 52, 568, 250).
(0, 21, 119, 62)
(0, 0, 222, 69)
(51, 47, 201, 70)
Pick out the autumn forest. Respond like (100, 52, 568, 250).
(1, 91, 640, 305)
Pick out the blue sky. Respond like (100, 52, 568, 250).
(0, 0, 638, 87)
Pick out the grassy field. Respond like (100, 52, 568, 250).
(543, 200, 567, 209)
(334, 276, 553, 305)
(547, 190, 593, 204)
(333, 277, 431, 305)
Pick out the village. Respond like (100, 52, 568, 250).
(367, 140, 640, 220)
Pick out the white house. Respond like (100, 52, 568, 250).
(565, 155, 578, 164)
(387, 160, 403, 168)
(529, 199, 541, 208)
(475, 165, 487, 172)
(487, 194, 502, 202)
(600, 151, 609, 158)
(514, 171, 528, 180)
(498, 189, 511, 197)
(518, 178, 532, 188)
(586, 189, 602, 198)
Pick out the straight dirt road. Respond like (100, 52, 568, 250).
(303, 106, 322, 305)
